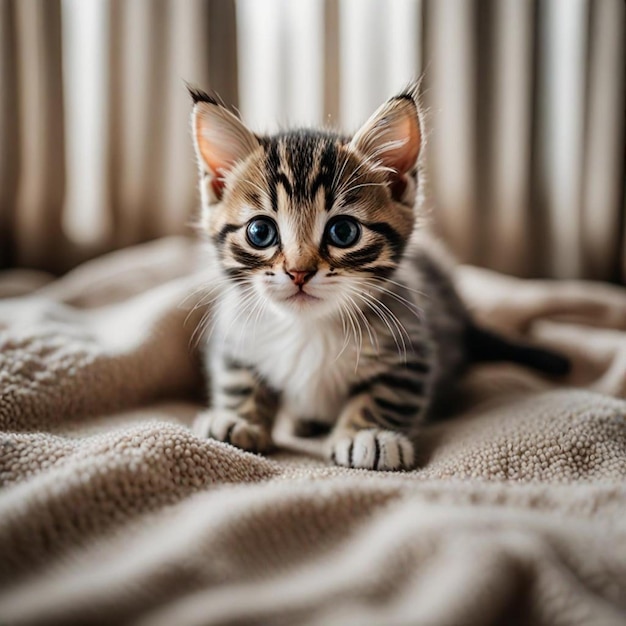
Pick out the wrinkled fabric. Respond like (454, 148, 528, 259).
(0, 237, 625, 626)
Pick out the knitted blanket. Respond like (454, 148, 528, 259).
(1, 237, 625, 626)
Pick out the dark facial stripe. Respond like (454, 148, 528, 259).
(340, 188, 362, 206)
(359, 264, 397, 279)
(276, 172, 293, 197)
(230, 242, 268, 268)
(364, 222, 405, 260)
(265, 142, 281, 212)
(263, 138, 300, 210)
(244, 190, 263, 208)
(311, 140, 338, 211)
(264, 132, 344, 212)
(224, 268, 247, 282)
(337, 242, 384, 267)
(214, 223, 242, 245)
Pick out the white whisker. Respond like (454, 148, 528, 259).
(361, 280, 424, 321)
(367, 275, 432, 300)
(343, 295, 363, 372)
(352, 292, 402, 357)
(350, 287, 411, 362)
(334, 302, 352, 362)
(344, 291, 379, 353)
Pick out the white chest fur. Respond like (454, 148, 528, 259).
(211, 294, 362, 422)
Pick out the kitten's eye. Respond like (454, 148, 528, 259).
(246, 218, 278, 249)
(327, 217, 360, 248)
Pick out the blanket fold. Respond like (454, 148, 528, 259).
(1, 237, 625, 626)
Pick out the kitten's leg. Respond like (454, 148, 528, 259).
(194, 358, 279, 453)
(328, 370, 428, 470)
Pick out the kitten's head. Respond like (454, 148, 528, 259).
(190, 85, 424, 320)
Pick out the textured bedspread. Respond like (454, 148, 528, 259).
(1, 237, 625, 625)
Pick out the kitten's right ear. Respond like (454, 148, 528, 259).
(350, 83, 422, 204)
(188, 86, 259, 202)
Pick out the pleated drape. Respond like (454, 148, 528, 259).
(1, 0, 66, 272)
(0, 0, 238, 272)
(419, 0, 625, 281)
(0, 0, 623, 283)
(0, 0, 19, 270)
(100, 0, 239, 255)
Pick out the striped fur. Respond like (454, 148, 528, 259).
(192, 85, 457, 470)
(190, 84, 502, 470)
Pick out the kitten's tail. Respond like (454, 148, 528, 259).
(465, 324, 571, 376)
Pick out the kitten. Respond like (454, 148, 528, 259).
(189, 83, 569, 471)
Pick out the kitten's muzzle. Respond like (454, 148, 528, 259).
(285, 267, 317, 287)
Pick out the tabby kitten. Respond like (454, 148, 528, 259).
(190, 84, 568, 471)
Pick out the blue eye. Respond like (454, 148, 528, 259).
(246, 218, 278, 249)
(327, 217, 360, 248)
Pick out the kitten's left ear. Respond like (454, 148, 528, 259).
(188, 86, 260, 203)
(350, 84, 422, 203)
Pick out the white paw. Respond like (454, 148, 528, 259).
(329, 429, 415, 471)
(194, 409, 272, 453)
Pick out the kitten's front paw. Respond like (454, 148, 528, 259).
(194, 410, 273, 454)
(329, 429, 415, 471)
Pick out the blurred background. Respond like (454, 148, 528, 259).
(0, 0, 624, 281)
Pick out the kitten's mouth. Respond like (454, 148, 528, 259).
(285, 290, 321, 303)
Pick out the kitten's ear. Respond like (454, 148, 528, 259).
(189, 86, 259, 202)
(350, 85, 422, 203)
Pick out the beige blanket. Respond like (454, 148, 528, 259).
(1, 237, 625, 626)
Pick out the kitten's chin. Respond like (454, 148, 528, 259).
(268, 291, 337, 320)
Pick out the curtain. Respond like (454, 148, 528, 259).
(0, 0, 238, 273)
(0, 0, 624, 282)
(430, 0, 626, 282)
(0, 0, 65, 273)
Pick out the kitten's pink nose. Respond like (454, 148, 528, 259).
(286, 267, 317, 287)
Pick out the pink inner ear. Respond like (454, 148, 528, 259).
(211, 174, 226, 199)
(195, 108, 240, 165)
(202, 146, 229, 199)
(383, 116, 421, 175)
(196, 119, 232, 177)
(195, 113, 237, 200)
(193, 102, 260, 202)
